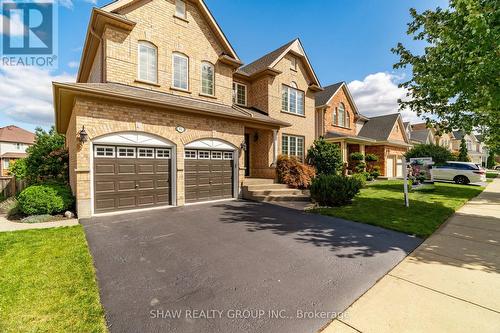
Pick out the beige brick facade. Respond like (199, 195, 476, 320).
(323, 86, 358, 136)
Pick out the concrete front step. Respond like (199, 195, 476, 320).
(248, 194, 311, 202)
(243, 183, 290, 191)
(242, 178, 275, 185)
(249, 189, 310, 196)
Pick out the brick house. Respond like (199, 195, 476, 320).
(0, 125, 35, 176)
(53, 0, 322, 217)
(315, 82, 412, 177)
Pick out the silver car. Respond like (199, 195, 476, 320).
(431, 161, 486, 184)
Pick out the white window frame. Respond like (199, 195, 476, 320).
(156, 148, 171, 159)
(223, 152, 234, 160)
(175, 0, 186, 19)
(15, 143, 21, 150)
(172, 52, 189, 91)
(198, 151, 210, 159)
(94, 145, 115, 158)
(232, 82, 247, 106)
(338, 103, 346, 127)
(282, 83, 305, 115)
(201, 61, 215, 96)
(137, 41, 158, 83)
(290, 57, 297, 71)
(185, 150, 197, 159)
(3, 159, 10, 169)
(211, 151, 223, 160)
(117, 147, 136, 159)
(137, 148, 154, 159)
(282, 134, 305, 161)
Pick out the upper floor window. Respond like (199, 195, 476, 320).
(16, 143, 21, 150)
(282, 82, 304, 115)
(175, 0, 186, 18)
(337, 103, 346, 127)
(138, 41, 157, 83)
(201, 61, 214, 96)
(345, 110, 350, 128)
(172, 52, 189, 90)
(233, 82, 247, 106)
(3, 159, 10, 169)
(290, 57, 297, 71)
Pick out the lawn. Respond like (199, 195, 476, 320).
(311, 180, 484, 238)
(0, 226, 108, 333)
(486, 171, 498, 179)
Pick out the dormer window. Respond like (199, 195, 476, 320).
(138, 41, 157, 83)
(172, 52, 189, 90)
(232, 82, 247, 106)
(290, 57, 297, 71)
(175, 0, 186, 18)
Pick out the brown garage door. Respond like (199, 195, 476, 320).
(184, 149, 234, 203)
(93, 145, 171, 213)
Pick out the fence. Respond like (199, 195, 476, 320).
(0, 177, 27, 197)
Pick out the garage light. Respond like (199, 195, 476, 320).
(78, 126, 89, 143)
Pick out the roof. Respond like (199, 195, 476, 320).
(0, 126, 35, 145)
(53, 82, 291, 133)
(324, 131, 376, 143)
(475, 134, 483, 142)
(100, 0, 240, 62)
(236, 39, 321, 87)
(410, 129, 431, 143)
(315, 82, 343, 107)
(411, 123, 428, 131)
(1, 152, 28, 159)
(357, 113, 401, 141)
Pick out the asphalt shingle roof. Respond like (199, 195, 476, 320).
(0, 125, 35, 144)
(453, 130, 465, 140)
(315, 82, 343, 107)
(410, 129, 431, 143)
(357, 113, 400, 141)
(237, 40, 296, 76)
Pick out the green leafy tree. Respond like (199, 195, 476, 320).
(307, 137, 343, 176)
(487, 151, 496, 169)
(392, 0, 500, 152)
(405, 144, 455, 164)
(458, 138, 470, 161)
(24, 127, 69, 184)
(9, 158, 27, 179)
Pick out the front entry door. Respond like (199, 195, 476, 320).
(244, 134, 250, 177)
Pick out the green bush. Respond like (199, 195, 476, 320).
(405, 144, 455, 165)
(352, 173, 367, 187)
(310, 175, 363, 206)
(350, 152, 364, 161)
(370, 166, 381, 179)
(9, 158, 27, 179)
(365, 153, 379, 162)
(17, 183, 74, 215)
(307, 138, 343, 175)
(354, 161, 366, 173)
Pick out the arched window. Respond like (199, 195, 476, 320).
(338, 103, 345, 127)
(345, 110, 350, 128)
(201, 61, 214, 96)
(172, 52, 189, 90)
(138, 41, 157, 83)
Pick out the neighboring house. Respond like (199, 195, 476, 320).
(452, 131, 488, 166)
(436, 131, 455, 151)
(408, 123, 435, 145)
(53, 0, 322, 217)
(315, 82, 412, 178)
(0, 125, 35, 176)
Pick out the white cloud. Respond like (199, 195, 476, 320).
(68, 61, 80, 69)
(348, 72, 423, 123)
(0, 66, 75, 126)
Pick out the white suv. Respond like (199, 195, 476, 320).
(431, 161, 486, 184)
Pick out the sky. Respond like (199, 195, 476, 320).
(0, 0, 448, 132)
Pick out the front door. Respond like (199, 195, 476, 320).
(386, 156, 395, 177)
(244, 133, 250, 177)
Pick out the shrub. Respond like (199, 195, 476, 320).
(370, 166, 381, 179)
(310, 175, 363, 206)
(9, 158, 27, 179)
(365, 153, 379, 162)
(354, 161, 366, 173)
(351, 173, 367, 187)
(487, 152, 495, 169)
(307, 138, 343, 175)
(405, 144, 455, 165)
(458, 138, 470, 162)
(276, 155, 316, 189)
(350, 152, 364, 161)
(17, 183, 74, 215)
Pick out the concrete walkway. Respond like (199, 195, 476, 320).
(321, 179, 500, 333)
(0, 215, 79, 232)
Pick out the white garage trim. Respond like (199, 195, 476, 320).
(90, 131, 177, 216)
(185, 138, 235, 151)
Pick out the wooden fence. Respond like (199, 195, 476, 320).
(0, 177, 27, 197)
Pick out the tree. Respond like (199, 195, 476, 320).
(487, 151, 496, 169)
(9, 158, 27, 179)
(458, 138, 470, 161)
(392, 0, 500, 152)
(23, 127, 69, 184)
(405, 144, 455, 164)
(306, 137, 343, 176)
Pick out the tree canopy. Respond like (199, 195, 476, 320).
(393, 0, 500, 151)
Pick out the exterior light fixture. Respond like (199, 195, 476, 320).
(78, 126, 89, 143)
(240, 141, 247, 151)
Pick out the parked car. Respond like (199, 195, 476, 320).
(495, 165, 500, 171)
(431, 161, 486, 184)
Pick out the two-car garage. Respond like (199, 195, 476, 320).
(91, 133, 238, 215)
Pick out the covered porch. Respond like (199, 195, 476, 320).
(324, 134, 377, 170)
(244, 126, 280, 179)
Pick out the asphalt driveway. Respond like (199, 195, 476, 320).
(82, 200, 421, 333)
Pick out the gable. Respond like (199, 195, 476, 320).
(388, 118, 407, 142)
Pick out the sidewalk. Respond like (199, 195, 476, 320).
(322, 179, 500, 333)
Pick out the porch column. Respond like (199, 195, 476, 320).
(272, 129, 278, 167)
(360, 144, 365, 155)
(341, 142, 348, 163)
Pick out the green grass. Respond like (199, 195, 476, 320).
(311, 180, 484, 238)
(486, 172, 498, 179)
(0, 226, 108, 333)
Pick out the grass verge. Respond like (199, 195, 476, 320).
(310, 180, 484, 238)
(0, 226, 107, 333)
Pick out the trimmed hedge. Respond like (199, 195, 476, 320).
(310, 175, 363, 206)
(17, 183, 74, 215)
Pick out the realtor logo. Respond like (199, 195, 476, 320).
(1, 0, 58, 67)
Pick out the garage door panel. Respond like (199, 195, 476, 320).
(94, 146, 171, 213)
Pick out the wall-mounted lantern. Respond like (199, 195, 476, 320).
(240, 141, 247, 151)
(78, 126, 89, 143)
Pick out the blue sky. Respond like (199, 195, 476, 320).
(0, 0, 448, 132)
